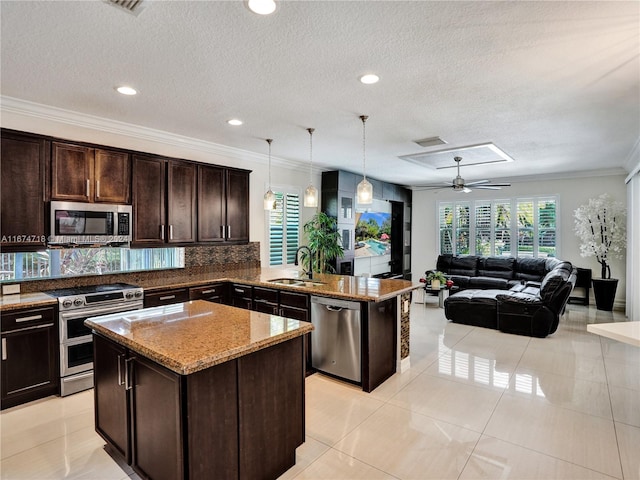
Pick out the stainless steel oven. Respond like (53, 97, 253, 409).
(46, 283, 143, 396)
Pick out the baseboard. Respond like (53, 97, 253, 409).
(397, 356, 410, 373)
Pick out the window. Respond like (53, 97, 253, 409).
(268, 192, 300, 266)
(0, 247, 185, 281)
(437, 196, 557, 258)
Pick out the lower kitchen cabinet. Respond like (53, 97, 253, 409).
(229, 284, 253, 310)
(1, 306, 58, 409)
(93, 332, 304, 480)
(144, 287, 190, 308)
(189, 283, 227, 304)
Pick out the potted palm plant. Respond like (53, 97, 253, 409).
(302, 212, 344, 274)
(574, 193, 626, 311)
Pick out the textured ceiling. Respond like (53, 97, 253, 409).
(1, 1, 638, 187)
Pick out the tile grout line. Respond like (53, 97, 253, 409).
(601, 335, 627, 480)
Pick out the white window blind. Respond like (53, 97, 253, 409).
(494, 201, 511, 256)
(269, 192, 300, 266)
(475, 202, 492, 256)
(537, 198, 557, 258)
(456, 203, 470, 255)
(439, 203, 454, 254)
(517, 200, 534, 257)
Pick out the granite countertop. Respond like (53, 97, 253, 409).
(85, 299, 314, 375)
(139, 268, 420, 303)
(0, 292, 57, 311)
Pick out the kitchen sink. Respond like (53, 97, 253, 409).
(267, 278, 325, 288)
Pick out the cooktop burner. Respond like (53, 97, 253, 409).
(45, 283, 140, 298)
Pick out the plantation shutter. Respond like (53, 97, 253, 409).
(475, 202, 492, 256)
(494, 201, 511, 256)
(456, 203, 470, 255)
(537, 198, 557, 257)
(517, 200, 534, 257)
(439, 203, 454, 254)
(269, 192, 300, 266)
(285, 193, 300, 264)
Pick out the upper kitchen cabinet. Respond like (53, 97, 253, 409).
(198, 165, 249, 243)
(51, 142, 130, 204)
(0, 131, 49, 251)
(132, 155, 196, 246)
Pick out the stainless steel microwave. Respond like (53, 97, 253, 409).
(49, 201, 132, 246)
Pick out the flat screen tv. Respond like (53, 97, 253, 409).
(355, 201, 391, 258)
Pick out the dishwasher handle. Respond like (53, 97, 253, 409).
(325, 305, 344, 312)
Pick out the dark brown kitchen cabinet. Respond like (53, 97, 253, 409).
(51, 142, 130, 203)
(144, 287, 190, 308)
(253, 286, 279, 314)
(229, 284, 253, 310)
(132, 155, 196, 246)
(1, 306, 58, 410)
(197, 165, 249, 243)
(0, 131, 49, 251)
(189, 283, 228, 304)
(93, 333, 130, 462)
(93, 331, 303, 480)
(93, 334, 184, 480)
(167, 161, 197, 243)
(132, 155, 165, 245)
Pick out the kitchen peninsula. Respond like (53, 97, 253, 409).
(85, 300, 313, 480)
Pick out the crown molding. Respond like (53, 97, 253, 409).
(0, 95, 308, 172)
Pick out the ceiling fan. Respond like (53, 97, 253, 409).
(416, 156, 511, 193)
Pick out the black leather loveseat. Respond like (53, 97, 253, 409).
(437, 255, 576, 338)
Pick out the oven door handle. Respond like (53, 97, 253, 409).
(60, 302, 144, 320)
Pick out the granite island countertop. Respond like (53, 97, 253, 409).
(139, 268, 420, 303)
(85, 299, 314, 375)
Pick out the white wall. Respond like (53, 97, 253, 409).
(411, 174, 628, 307)
(625, 140, 640, 321)
(1, 107, 321, 268)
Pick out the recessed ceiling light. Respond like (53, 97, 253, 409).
(360, 74, 379, 85)
(247, 0, 276, 15)
(227, 119, 243, 126)
(116, 86, 137, 96)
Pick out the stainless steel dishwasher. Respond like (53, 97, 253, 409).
(310, 296, 361, 382)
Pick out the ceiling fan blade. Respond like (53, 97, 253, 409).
(485, 183, 511, 187)
(462, 187, 472, 193)
(473, 185, 503, 190)
(465, 179, 490, 186)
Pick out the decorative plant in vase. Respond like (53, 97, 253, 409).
(574, 193, 626, 310)
(302, 212, 344, 274)
(425, 270, 448, 290)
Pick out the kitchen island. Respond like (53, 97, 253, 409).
(85, 300, 313, 480)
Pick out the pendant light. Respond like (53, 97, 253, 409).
(356, 115, 373, 204)
(263, 139, 276, 210)
(303, 128, 318, 207)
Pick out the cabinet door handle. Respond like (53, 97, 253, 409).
(1, 338, 6, 360)
(227, 225, 231, 238)
(125, 357, 135, 391)
(15, 314, 43, 323)
(161, 224, 165, 239)
(201, 289, 215, 294)
(96, 180, 100, 198)
(169, 224, 174, 240)
(159, 295, 176, 301)
(117, 354, 125, 386)
(86, 179, 90, 197)
(234, 288, 245, 294)
(221, 225, 226, 238)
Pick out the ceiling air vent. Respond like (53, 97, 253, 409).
(104, 0, 147, 16)
(414, 136, 447, 148)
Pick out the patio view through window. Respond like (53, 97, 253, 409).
(0, 247, 185, 281)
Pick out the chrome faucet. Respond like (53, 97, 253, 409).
(294, 246, 313, 279)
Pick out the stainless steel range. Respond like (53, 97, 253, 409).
(46, 283, 143, 396)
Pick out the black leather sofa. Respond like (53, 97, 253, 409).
(437, 255, 576, 338)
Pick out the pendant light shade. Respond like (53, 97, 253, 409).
(356, 115, 373, 204)
(304, 128, 318, 207)
(264, 139, 276, 210)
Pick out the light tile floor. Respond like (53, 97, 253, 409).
(1, 300, 639, 480)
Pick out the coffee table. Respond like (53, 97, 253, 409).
(424, 285, 449, 308)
